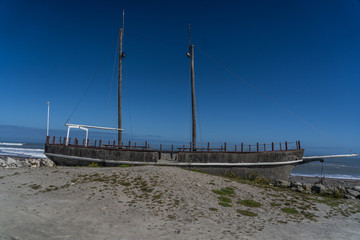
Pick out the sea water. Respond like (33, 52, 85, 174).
(0, 142, 46, 158)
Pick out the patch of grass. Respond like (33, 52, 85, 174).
(120, 181, 131, 186)
(152, 195, 161, 199)
(212, 187, 235, 195)
(0, 176, 4, 179)
(29, 184, 42, 190)
(118, 164, 131, 168)
(12, 172, 20, 176)
(88, 162, 99, 167)
(300, 211, 317, 221)
(313, 197, 341, 207)
(218, 202, 232, 207)
(237, 209, 258, 217)
(237, 199, 262, 208)
(218, 196, 232, 203)
(281, 208, 298, 214)
(209, 207, 218, 211)
(270, 202, 281, 207)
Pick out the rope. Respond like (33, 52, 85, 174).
(196, 46, 356, 154)
(195, 77, 203, 148)
(104, 35, 119, 126)
(184, 61, 191, 146)
(123, 59, 134, 142)
(65, 39, 117, 124)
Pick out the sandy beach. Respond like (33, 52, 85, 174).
(0, 165, 359, 240)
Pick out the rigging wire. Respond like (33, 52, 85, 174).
(104, 35, 119, 129)
(196, 46, 355, 154)
(65, 39, 117, 124)
(122, 59, 134, 142)
(184, 61, 191, 146)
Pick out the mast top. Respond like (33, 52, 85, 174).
(122, 9, 125, 31)
(188, 24, 191, 47)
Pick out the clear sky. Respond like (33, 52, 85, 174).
(1, 0, 359, 153)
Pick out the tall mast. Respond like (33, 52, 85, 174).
(188, 24, 196, 151)
(118, 10, 124, 145)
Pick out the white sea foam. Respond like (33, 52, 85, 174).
(0, 142, 24, 146)
(291, 173, 360, 180)
(0, 147, 45, 158)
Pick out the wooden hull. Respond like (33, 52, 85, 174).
(45, 144, 304, 180)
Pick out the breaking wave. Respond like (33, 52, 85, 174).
(0, 147, 45, 158)
(291, 173, 360, 180)
(0, 142, 24, 146)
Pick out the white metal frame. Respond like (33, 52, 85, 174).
(65, 123, 123, 146)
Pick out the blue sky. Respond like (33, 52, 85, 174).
(1, 0, 359, 153)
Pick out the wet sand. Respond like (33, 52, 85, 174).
(0, 166, 359, 240)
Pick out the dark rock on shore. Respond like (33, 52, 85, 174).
(0, 156, 55, 168)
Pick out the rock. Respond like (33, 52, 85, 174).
(0, 158, 6, 167)
(275, 180, 290, 188)
(290, 181, 302, 188)
(303, 183, 312, 192)
(296, 185, 305, 193)
(352, 186, 360, 192)
(337, 186, 346, 193)
(344, 194, 356, 200)
(347, 189, 360, 199)
(311, 184, 327, 194)
(0, 157, 54, 168)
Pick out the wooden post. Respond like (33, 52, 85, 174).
(128, 141, 131, 149)
(118, 26, 123, 145)
(46, 136, 50, 144)
(63, 137, 66, 145)
(279, 142, 282, 150)
(272, 142, 274, 151)
(207, 142, 210, 151)
(75, 138, 78, 146)
(241, 143, 243, 152)
(52, 136, 55, 144)
(264, 143, 266, 151)
(285, 141, 288, 150)
(224, 142, 226, 152)
(249, 144, 251, 152)
(189, 25, 196, 151)
(298, 140, 301, 149)
(87, 139, 89, 147)
(95, 140, 97, 147)
(171, 144, 173, 159)
(235, 145, 237, 152)
(99, 140, 102, 148)
(113, 140, 116, 148)
(145, 141, 148, 149)
(257, 142, 259, 152)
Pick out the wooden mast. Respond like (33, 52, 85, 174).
(118, 10, 124, 145)
(188, 24, 196, 151)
